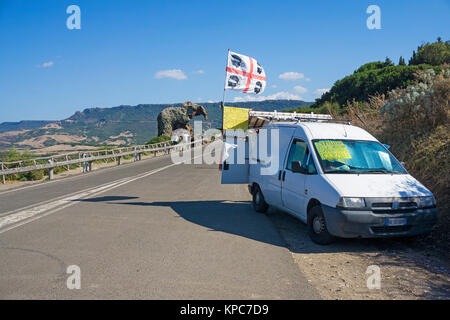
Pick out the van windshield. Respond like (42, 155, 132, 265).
(312, 139, 407, 174)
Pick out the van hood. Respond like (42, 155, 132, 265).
(325, 174, 432, 198)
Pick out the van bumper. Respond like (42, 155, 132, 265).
(321, 205, 438, 238)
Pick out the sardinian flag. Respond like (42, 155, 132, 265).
(225, 50, 266, 95)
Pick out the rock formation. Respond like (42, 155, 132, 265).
(157, 101, 208, 137)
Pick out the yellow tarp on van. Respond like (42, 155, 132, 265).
(223, 106, 250, 130)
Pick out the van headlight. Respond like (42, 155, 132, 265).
(337, 197, 366, 208)
(418, 196, 436, 208)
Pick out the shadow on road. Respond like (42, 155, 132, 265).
(114, 199, 288, 249)
(76, 195, 423, 255)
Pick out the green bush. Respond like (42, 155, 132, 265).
(314, 63, 440, 107)
(0, 148, 44, 181)
(284, 102, 341, 115)
(146, 135, 171, 145)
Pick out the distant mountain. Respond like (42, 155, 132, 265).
(0, 100, 312, 149)
(0, 120, 54, 133)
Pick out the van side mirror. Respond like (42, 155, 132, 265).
(383, 144, 391, 149)
(291, 161, 306, 173)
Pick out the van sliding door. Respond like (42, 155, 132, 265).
(221, 134, 249, 184)
(261, 127, 295, 207)
(281, 139, 309, 218)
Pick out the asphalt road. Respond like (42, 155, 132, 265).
(0, 151, 320, 299)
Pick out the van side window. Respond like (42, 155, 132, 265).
(286, 140, 308, 171)
(307, 155, 317, 174)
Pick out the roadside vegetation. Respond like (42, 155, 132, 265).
(0, 148, 45, 181)
(146, 134, 171, 145)
(0, 137, 173, 183)
(0, 148, 91, 182)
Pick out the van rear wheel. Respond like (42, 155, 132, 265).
(308, 205, 335, 245)
(252, 185, 268, 213)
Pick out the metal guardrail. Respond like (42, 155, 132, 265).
(0, 139, 206, 182)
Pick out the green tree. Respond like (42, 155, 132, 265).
(384, 57, 394, 67)
(398, 56, 406, 66)
(409, 38, 450, 66)
(409, 51, 417, 65)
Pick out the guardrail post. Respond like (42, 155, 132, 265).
(48, 159, 54, 180)
(138, 153, 142, 161)
(1, 163, 5, 184)
(82, 153, 88, 173)
(88, 161, 93, 172)
(117, 156, 122, 166)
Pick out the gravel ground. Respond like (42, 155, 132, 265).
(266, 207, 450, 300)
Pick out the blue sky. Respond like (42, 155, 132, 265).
(0, 0, 449, 122)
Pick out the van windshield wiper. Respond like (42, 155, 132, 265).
(324, 170, 353, 174)
(358, 169, 393, 174)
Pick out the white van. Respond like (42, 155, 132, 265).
(221, 117, 437, 245)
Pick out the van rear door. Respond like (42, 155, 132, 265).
(221, 132, 249, 184)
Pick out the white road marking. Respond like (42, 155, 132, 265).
(0, 180, 124, 229)
(0, 154, 203, 235)
(0, 176, 131, 218)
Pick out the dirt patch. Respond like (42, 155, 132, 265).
(267, 208, 450, 300)
(104, 139, 127, 145)
(0, 129, 30, 138)
(0, 130, 30, 146)
(109, 131, 134, 139)
(29, 144, 99, 155)
(41, 123, 62, 130)
(17, 134, 86, 148)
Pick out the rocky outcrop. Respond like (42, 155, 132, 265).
(157, 101, 208, 137)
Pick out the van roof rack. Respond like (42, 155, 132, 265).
(248, 110, 351, 128)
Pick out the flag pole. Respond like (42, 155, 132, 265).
(221, 49, 230, 134)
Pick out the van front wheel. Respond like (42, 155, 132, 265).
(252, 185, 268, 213)
(308, 205, 335, 245)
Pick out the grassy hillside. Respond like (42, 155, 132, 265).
(313, 62, 441, 107)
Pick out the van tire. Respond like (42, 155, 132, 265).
(252, 185, 269, 213)
(308, 205, 335, 245)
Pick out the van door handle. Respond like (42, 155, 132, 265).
(282, 171, 286, 181)
(278, 170, 282, 180)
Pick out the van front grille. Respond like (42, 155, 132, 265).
(371, 201, 417, 214)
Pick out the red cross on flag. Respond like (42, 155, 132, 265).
(225, 50, 266, 95)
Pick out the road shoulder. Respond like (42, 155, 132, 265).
(267, 208, 450, 300)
